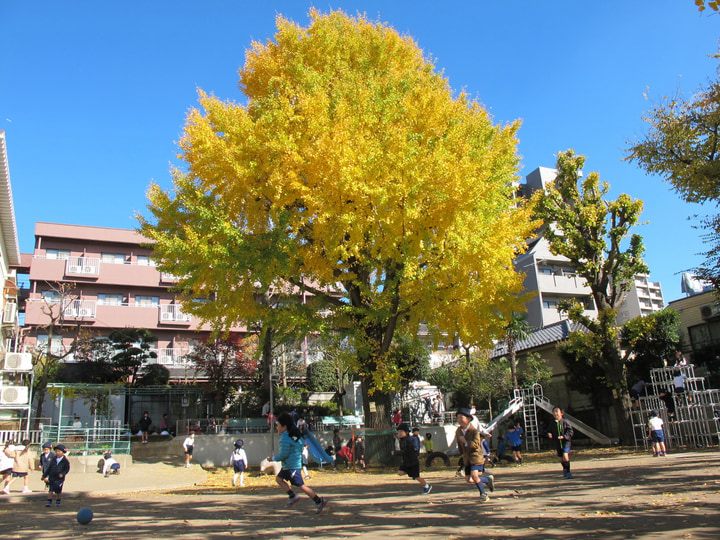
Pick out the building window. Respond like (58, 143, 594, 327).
(543, 298, 558, 309)
(41, 291, 61, 303)
(46, 249, 70, 260)
(137, 255, 156, 266)
(98, 294, 123, 306)
(101, 253, 126, 264)
(36, 335, 64, 355)
(135, 296, 159, 307)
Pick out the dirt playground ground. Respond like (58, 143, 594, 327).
(2, 447, 720, 539)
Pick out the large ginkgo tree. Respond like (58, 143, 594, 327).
(139, 9, 534, 427)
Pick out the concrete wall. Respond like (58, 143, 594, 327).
(186, 426, 460, 468)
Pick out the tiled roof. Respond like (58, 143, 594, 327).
(492, 319, 588, 358)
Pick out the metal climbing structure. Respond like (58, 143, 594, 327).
(514, 384, 544, 452)
(513, 384, 617, 450)
(632, 364, 720, 450)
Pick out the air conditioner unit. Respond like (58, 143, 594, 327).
(3, 302, 17, 324)
(63, 308, 77, 318)
(700, 304, 720, 319)
(3, 352, 33, 372)
(0, 386, 29, 405)
(67, 265, 83, 274)
(159, 355, 173, 364)
(161, 312, 173, 321)
(82, 266, 96, 274)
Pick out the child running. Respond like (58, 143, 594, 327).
(647, 409, 667, 457)
(268, 413, 328, 514)
(231, 439, 248, 486)
(455, 408, 494, 502)
(547, 406, 574, 479)
(3, 438, 34, 494)
(393, 423, 432, 494)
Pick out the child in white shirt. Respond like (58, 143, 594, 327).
(230, 439, 248, 487)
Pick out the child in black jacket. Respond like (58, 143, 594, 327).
(43, 444, 71, 506)
(392, 423, 432, 494)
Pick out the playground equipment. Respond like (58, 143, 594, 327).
(509, 384, 617, 451)
(632, 364, 720, 450)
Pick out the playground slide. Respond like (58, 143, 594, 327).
(303, 430, 335, 466)
(484, 397, 524, 433)
(534, 397, 618, 445)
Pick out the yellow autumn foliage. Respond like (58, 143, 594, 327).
(141, 9, 535, 395)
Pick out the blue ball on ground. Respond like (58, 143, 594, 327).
(77, 507, 93, 524)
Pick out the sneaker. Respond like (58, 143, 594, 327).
(564, 472, 573, 479)
(480, 493, 490, 503)
(56, 500, 61, 506)
(22, 488, 32, 494)
(486, 475, 495, 492)
(232, 477, 236, 486)
(46, 500, 52, 507)
(239, 482, 245, 487)
(455, 470, 464, 478)
(422, 484, 433, 494)
(316, 497, 328, 514)
(285, 494, 301, 508)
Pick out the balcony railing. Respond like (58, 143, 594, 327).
(65, 256, 100, 277)
(152, 347, 192, 366)
(159, 304, 191, 324)
(62, 299, 97, 320)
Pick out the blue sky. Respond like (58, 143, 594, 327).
(1, 1, 718, 302)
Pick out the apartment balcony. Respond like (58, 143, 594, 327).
(537, 272, 589, 295)
(62, 299, 97, 320)
(152, 347, 192, 366)
(29, 255, 172, 288)
(65, 256, 100, 278)
(159, 304, 191, 325)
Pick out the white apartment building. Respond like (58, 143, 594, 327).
(518, 167, 664, 329)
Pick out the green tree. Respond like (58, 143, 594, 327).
(626, 58, 720, 288)
(518, 352, 553, 388)
(453, 353, 511, 417)
(501, 312, 531, 389)
(621, 308, 681, 383)
(139, 9, 534, 428)
(532, 150, 648, 443)
(136, 364, 171, 386)
(428, 363, 454, 395)
(107, 328, 158, 385)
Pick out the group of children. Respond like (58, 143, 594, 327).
(0, 440, 73, 506)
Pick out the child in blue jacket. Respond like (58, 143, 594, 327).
(268, 413, 328, 514)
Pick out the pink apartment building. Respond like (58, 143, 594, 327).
(20, 222, 249, 381)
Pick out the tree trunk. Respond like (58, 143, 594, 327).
(601, 340, 635, 444)
(260, 327, 274, 394)
(361, 376, 391, 429)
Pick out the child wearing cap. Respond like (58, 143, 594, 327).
(455, 409, 494, 503)
(230, 439, 248, 487)
(392, 423, 432, 494)
(38, 442, 53, 481)
(43, 444, 70, 506)
(103, 452, 121, 477)
(648, 410, 667, 457)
